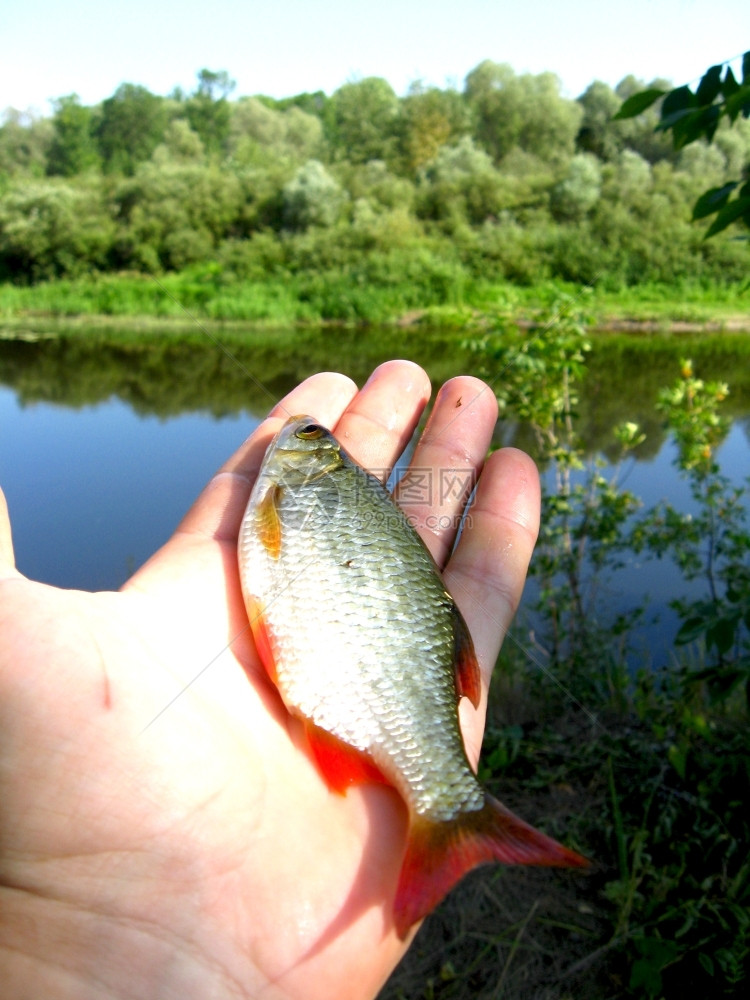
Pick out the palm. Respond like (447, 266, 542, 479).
(0, 362, 540, 1000)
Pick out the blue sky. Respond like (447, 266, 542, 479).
(2, 0, 748, 115)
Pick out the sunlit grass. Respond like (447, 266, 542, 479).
(1, 272, 748, 330)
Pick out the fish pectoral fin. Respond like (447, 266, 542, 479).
(303, 721, 390, 794)
(393, 795, 589, 939)
(451, 603, 481, 708)
(257, 484, 283, 558)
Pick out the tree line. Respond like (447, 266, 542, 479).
(0, 62, 748, 291)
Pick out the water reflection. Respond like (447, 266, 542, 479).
(2, 326, 749, 442)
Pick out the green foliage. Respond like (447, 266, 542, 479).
(327, 77, 401, 165)
(468, 295, 645, 680)
(465, 61, 583, 164)
(577, 80, 630, 161)
(260, 90, 330, 120)
(95, 83, 169, 175)
(632, 361, 750, 712)
(397, 82, 472, 173)
(184, 69, 236, 156)
(416, 137, 505, 227)
(454, 298, 750, 999)
(599, 709, 750, 998)
(151, 120, 205, 163)
(113, 161, 243, 271)
(281, 160, 346, 230)
(0, 179, 113, 280)
(550, 152, 602, 220)
(194, 68, 236, 101)
(46, 95, 100, 177)
(1, 60, 748, 298)
(615, 52, 750, 235)
(228, 97, 322, 167)
(344, 160, 416, 215)
(466, 300, 750, 721)
(0, 110, 53, 178)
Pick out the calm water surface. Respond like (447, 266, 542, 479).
(1, 386, 257, 590)
(1, 326, 748, 669)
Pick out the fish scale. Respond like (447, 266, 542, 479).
(238, 415, 587, 937)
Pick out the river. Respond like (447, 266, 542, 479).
(1, 324, 748, 670)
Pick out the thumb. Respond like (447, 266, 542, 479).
(0, 487, 16, 573)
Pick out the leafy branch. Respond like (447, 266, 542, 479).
(614, 52, 750, 236)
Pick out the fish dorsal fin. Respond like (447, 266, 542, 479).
(303, 720, 390, 794)
(451, 602, 481, 708)
(257, 484, 282, 558)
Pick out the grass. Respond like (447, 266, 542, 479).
(379, 675, 750, 1000)
(1, 271, 748, 331)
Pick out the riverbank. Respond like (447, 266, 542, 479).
(1, 272, 748, 334)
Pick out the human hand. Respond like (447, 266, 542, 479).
(0, 360, 540, 1000)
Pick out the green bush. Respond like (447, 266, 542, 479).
(282, 160, 347, 230)
(0, 178, 114, 280)
(113, 161, 243, 271)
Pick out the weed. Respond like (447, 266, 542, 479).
(382, 295, 750, 999)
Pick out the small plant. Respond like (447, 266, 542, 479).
(634, 360, 750, 714)
(466, 290, 644, 697)
(452, 312, 750, 1000)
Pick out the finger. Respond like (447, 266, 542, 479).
(444, 448, 540, 762)
(393, 376, 498, 567)
(178, 372, 360, 543)
(0, 487, 17, 576)
(332, 360, 431, 481)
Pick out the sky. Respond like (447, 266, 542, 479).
(1, 0, 748, 116)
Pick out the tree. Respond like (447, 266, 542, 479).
(327, 78, 400, 165)
(0, 178, 113, 279)
(228, 98, 322, 167)
(577, 78, 675, 165)
(46, 95, 100, 176)
(0, 110, 53, 177)
(185, 69, 235, 156)
(397, 82, 472, 174)
(113, 160, 242, 271)
(95, 83, 168, 174)
(345, 159, 415, 214)
(417, 136, 504, 226)
(464, 61, 582, 164)
(282, 160, 346, 229)
(151, 120, 205, 164)
(615, 52, 750, 235)
(262, 90, 329, 120)
(194, 69, 236, 101)
(577, 81, 623, 160)
(551, 153, 602, 220)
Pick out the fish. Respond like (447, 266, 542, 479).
(237, 415, 587, 938)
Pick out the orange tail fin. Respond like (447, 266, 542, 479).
(393, 793, 588, 939)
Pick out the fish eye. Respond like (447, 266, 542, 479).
(296, 423, 325, 440)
